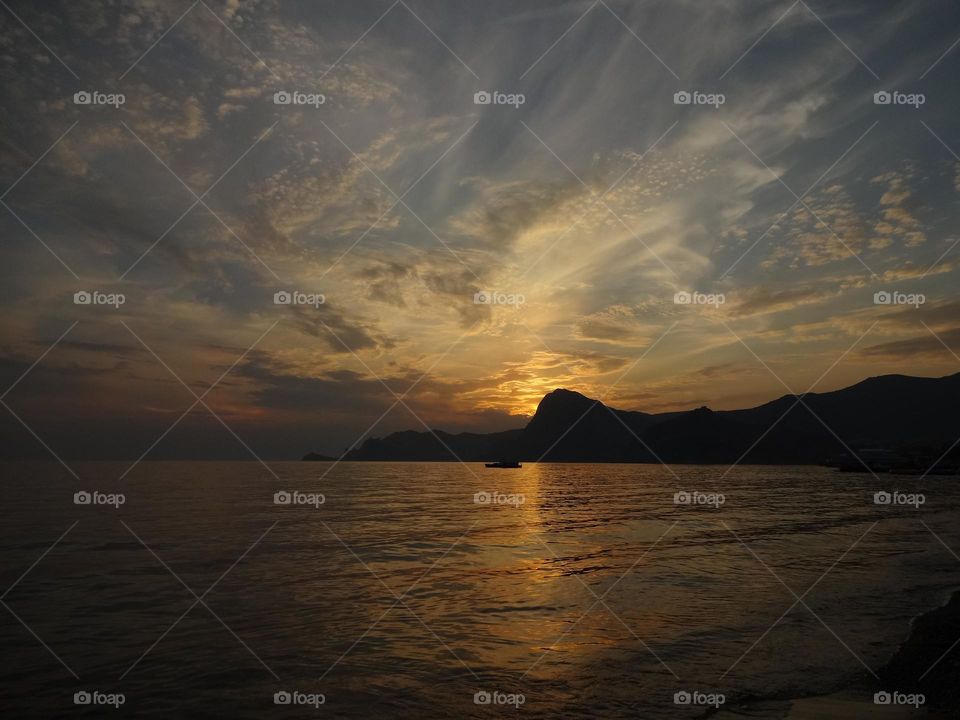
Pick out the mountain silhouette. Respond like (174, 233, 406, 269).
(306, 372, 960, 464)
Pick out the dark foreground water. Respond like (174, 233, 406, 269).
(1, 461, 958, 718)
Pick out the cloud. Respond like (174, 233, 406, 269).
(875, 299, 960, 331)
(282, 302, 393, 354)
(860, 328, 960, 359)
(728, 285, 836, 317)
(2, 0, 960, 459)
(574, 304, 657, 343)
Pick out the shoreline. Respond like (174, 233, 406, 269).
(715, 588, 960, 718)
(875, 586, 960, 715)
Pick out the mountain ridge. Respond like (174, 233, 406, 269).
(303, 371, 960, 465)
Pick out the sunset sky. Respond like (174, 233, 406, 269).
(2, 0, 960, 460)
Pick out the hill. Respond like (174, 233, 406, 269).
(303, 372, 960, 465)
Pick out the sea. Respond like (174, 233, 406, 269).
(1, 461, 958, 718)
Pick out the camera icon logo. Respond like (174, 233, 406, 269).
(473, 291, 491, 305)
(674, 291, 692, 305)
(73, 91, 92, 105)
(74, 491, 92, 505)
(873, 290, 891, 305)
(674, 690, 692, 705)
(874, 91, 892, 105)
(274, 491, 292, 505)
(274, 91, 292, 105)
(74, 291, 92, 305)
(474, 91, 492, 105)
(274, 691, 292, 704)
(474, 690, 492, 704)
(74, 691, 92, 704)
(874, 491, 892, 505)
(673, 491, 691, 505)
(473, 491, 492, 505)
(874, 691, 891, 705)
(673, 91, 691, 105)
(274, 290, 292, 305)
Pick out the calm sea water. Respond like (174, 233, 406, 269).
(1, 462, 958, 718)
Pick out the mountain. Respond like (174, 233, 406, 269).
(304, 372, 960, 464)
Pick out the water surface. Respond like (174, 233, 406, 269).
(1, 461, 958, 718)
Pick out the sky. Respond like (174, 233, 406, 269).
(1, 0, 960, 461)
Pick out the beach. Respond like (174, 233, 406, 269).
(716, 590, 960, 719)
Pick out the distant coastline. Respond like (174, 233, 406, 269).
(302, 452, 338, 462)
(304, 372, 960, 468)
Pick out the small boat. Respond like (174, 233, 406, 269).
(485, 460, 521, 468)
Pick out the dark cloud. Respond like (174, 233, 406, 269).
(860, 328, 960, 359)
(876, 300, 960, 329)
(356, 261, 415, 307)
(282, 302, 392, 353)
